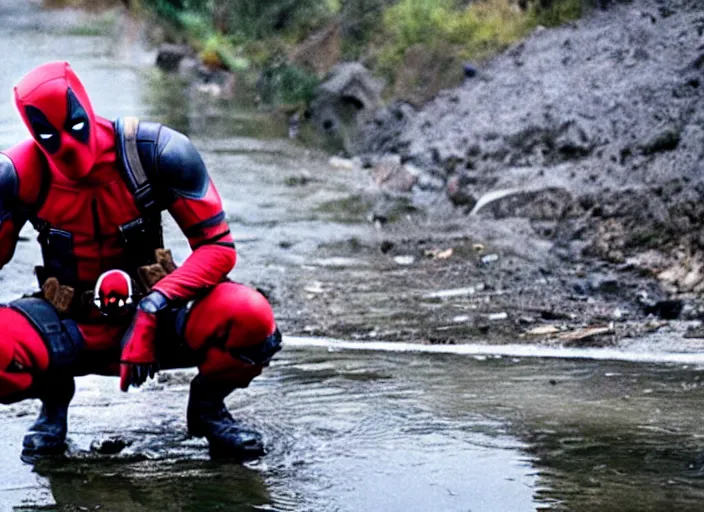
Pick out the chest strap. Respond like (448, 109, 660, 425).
(116, 116, 157, 215)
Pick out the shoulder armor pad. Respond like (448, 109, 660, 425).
(0, 154, 19, 221)
(156, 126, 209, 200)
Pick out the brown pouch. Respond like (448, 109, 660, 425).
(136, 248, 179, 292)
(155, 248, 178, 274)
(137, 263, 168, 291)
(41, 277, 75, 314)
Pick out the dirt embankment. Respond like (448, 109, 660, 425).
(354, 0, 704, 312)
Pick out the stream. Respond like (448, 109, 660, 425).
(1, 2, 704, 511)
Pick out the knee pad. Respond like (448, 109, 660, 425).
(232, 328, 282, 366)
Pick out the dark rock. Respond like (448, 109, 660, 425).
(687, 52, 704, 70)
(446, 174, 478, 208)
(463, 63, 478, 78)
(380, 240, 395, 253)
(308, 63, 384, 153)
(156, 44, 191, 73)
(643, 299, 684, 320)
(540, 309, 572, 321)
(587, 273, 620, 294)
(555, 120, 593, 160)
(90, 436, 131, 455)
(572, 279, 589, 295)
(640, 124, 682, 155)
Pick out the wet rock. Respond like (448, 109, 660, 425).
(640, 123, 682, 155)
(372, 155, 418, 193)
(90, 436, 131, 455)
(572, 279, 589, 295)
(586, 272, 620, 294)
(156, 44, 191, 73)
(284, 170, 313, 187)
(684, 325, 704, 338)
(540, 309, 575, 321)
(643, 299, 684, 320)
(380, 240, 395, 253)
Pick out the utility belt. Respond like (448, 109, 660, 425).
(35, 248, 178, 321)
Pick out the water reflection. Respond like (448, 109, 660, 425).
(30, 459, 270, 512)
(6, 347, 704, 511)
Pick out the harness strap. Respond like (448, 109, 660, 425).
(116, 116, 157, 214)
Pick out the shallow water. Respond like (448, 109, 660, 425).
(2, 2, 704, 512)
(4, 347, 704, 511)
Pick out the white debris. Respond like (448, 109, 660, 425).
(304, 282, 325, 294)
(527, 325, 561, 335)
(329, 156, 356, 170)
(394, 255, 415, 265)
(424, 287, 477, 299)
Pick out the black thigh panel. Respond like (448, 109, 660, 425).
(8, 297, 84, 371)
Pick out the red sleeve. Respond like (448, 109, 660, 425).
(0, 141, 43, 269)
(0, 219, 21, 269)
(151, 179, 236, 300)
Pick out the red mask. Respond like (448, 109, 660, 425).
(14, 61, 97, 180)
(94, 269, 134, 316)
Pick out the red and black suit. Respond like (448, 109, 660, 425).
(0, 61, 281, 460)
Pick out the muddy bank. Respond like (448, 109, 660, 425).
(332, 0, 704, 345)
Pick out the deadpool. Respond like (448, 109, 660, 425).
(0, 61, 282, 461)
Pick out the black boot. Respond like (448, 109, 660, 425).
(187, 374, 264, 460)
(21, 375, 75, 462)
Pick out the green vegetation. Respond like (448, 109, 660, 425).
(378, 0, 582, 75)
(135, 0, 583, 106)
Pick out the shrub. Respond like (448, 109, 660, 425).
(257, 63, 320, 106)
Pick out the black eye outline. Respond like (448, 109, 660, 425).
(25, 105, 61, 153)
(65, 88, 90, 144)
